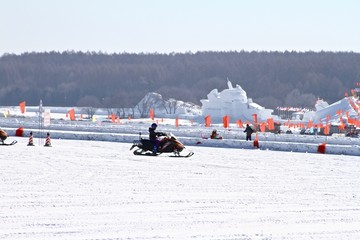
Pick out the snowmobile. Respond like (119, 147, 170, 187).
(130, 132, 194, 157)
(0, 129, 17, 146)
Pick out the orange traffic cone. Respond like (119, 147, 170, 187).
(253, 134, 259, 148)
(27, 131, 34, 146)
(44, 132, 51, 147)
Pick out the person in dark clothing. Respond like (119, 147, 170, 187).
(148, 123, 165, 154)
(210, 129, 222, 139)
(244, 124, 254, 141)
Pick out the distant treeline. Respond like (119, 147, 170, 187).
(0, 51, 359, 109)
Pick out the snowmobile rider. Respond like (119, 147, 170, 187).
(148, 123, 166, 154)
(244, 124, 254, 141)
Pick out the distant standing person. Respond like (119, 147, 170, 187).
(244, 124, 254, 141)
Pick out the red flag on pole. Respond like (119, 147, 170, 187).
(236, 119, 243, 128)
(222, 115, 230, 128)
(68, 109, 76, 121)
(324, 124, 330, 135)
(205, 115, 211, 127)
(260, 122, 266, 132)
(252, 114, 258, 124)
(150, 108, 154, 120)
(267, 118, 275, 130)
(19, 101, 26, 114)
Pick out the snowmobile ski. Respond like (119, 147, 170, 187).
(169, 152, 194, 158)
(132, 148, 161, 156)
(133, 149, 194, 158)
(0, 140, 17, 146)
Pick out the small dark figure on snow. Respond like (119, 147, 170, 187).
(148, 123, 165, 154)
(0, 129, 8, 144)
(244, 124, 254, 141)
(210, 129, 222, 139)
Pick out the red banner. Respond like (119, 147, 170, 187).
(19, 101, 26, 114)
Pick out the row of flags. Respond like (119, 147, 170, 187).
(204, 113, 360, 133)
(205, 114, 275, 131)
(13, 102, 360, 132)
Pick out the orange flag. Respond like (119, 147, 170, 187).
(222, 115, 230, 128)
(175, 117, 179, 127)
(324, 125, 330, 135)
(307, 121, 313, 129)
(19, 101, 26, 114)
(260, 122, 266, 132)
(236, 119, 243, 128)
(252, 114, 258, 124)
(111, 113, 115, 123)
(68, 109, 76, 121)
(149, 108, 154, 120)
(267, 118, 275, 130)
(348, 117, 356, 125)
(205, 115, 211, 127)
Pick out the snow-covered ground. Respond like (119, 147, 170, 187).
(1, 137, 360, 239)
(1, 110, 360, 239)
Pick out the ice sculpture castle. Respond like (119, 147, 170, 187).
(200, 80, 275, 122)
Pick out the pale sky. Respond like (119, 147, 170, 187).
(1, 0, 359, 55)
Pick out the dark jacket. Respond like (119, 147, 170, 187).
(149, 128, 157, 141)
(244, 125, 254, 136)
(149, 128, 165, 141)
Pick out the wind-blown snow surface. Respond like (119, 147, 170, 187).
(1, 137, 360, 240)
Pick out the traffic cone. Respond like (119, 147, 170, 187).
(44, 132, 51, 147)
(27, 131, 34, 146)
(15, 127, 24, 137)
(317, 143, 326, 154)
(253, 134, 259, 148)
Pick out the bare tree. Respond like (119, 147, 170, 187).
(80, 107, 97, 119)
(129, 107, 135, 118)
(162, 98, 180, 114)
(106, 108, 113, 116)
(136, 92, 163, 118)
(77, 95, 100, 119)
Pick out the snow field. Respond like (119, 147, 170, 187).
(1, 137, 360, 239)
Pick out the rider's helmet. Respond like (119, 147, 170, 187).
(151, 123, 158, 129)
